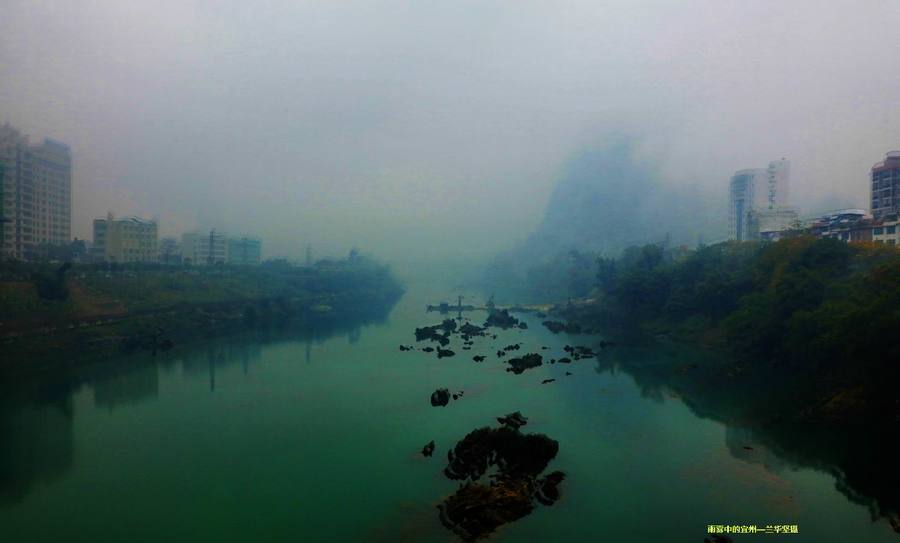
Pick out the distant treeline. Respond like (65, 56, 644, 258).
(0, 253, 404, 370)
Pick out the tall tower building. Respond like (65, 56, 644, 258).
(0, 124, 72, 260)
(729, 168, 766, 241)
(871, 151, 900, 219)
(729, 159, 796, 241)
(766, 158, 790, 209)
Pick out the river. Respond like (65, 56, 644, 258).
(1, 279, 896, 542)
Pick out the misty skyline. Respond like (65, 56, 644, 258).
(2, 0, 899, 262)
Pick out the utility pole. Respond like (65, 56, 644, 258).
(0, 163, 6, 260)
(207, 229, 215, 266)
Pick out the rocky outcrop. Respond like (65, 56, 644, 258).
(422, 440, 436, 457)
(437, 418, 564, 541)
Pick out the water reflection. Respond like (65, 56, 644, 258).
(0, 395, 73, 507)
(0, 304, 394, 509)
(595, 340, 900, 526)
(93, 362, 159, 411)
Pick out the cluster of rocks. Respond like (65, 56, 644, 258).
(430, 388, 464, 407)
(437, 414, 564, 541)
(415, 319, 456, 346)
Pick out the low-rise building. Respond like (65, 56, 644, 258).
(159, 237, 182, 265)
(753, 207, 800, 241)
(872, 215, 899, 246)
(92, 213, 158, 263)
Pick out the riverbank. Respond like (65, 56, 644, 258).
(0, 257, 404, 375)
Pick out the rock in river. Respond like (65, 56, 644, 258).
(422, 440, 436, 457)
(505, 353, 543, 374)
(431, 388, 451, 407)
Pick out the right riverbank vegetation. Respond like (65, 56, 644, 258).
(0, 253, 404, 374)
(492, 237, 900, 425)
(491, 236, 900, 526)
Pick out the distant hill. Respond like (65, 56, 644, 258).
(484, 140, 724, 301)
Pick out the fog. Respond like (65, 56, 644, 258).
(2, 0, 899, 264)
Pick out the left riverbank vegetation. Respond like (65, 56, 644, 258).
(0, 252, 404, 373)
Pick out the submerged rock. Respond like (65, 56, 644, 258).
(422, 440, 436, 457)
(437, 348, 456, 358)
(535, 471, 566, 506)
(506, 353, 543, 374)
(541, 378, 556, 384)
(473, 355, 486, 362)
(558, 357, 572, 364)
(431, 388, 451, 407)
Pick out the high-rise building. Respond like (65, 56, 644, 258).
(0, 124, 72, 260)
(871, 151, 900, 219)
(729, 159, 795, 241)
(729, 168, 766, 241)
(91, 213, 158, 263)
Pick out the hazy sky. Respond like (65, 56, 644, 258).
(2, 0, 899, 262)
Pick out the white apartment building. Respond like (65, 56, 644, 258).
(0, 124, 72, 260)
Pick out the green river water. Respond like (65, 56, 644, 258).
(1, 279, 897, 542)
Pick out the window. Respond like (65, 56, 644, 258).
(873, 227, 884, 235)
(887, 225, 897, 234)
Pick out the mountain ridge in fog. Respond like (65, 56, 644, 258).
(482, 139, 724, 301)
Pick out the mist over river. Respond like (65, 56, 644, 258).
(1, 276, 896, 542)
